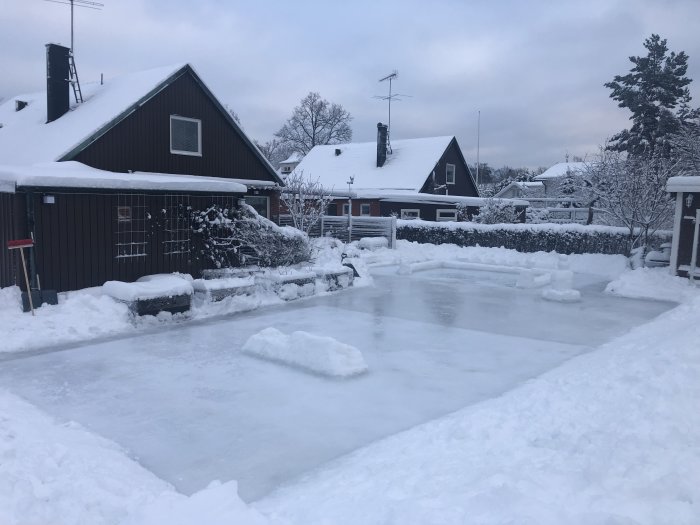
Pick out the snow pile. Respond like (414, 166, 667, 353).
(242, 327, 368, 377)
(192, 276, 255, 292)
(606, 267, 698, 302)
(103, 274, 194, 301)
(257, 296, 700, 524)
(542, 270, 581, 303)
(357, 236, 389, 250)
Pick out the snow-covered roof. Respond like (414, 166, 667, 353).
(0, 162, 247, 193)
(0, 64, 185, 165)
(293, 136, 455, 191)
(534, 162, 587, 180)
(280, 152, 303, 165)
(494, 181, 544, 198)
(667, 176, 700, 193)
(326, 188, 527, 207)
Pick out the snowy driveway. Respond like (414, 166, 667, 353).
(0, 269, 673, 501)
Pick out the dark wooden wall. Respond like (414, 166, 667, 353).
(420, 138, 478, 197)
(70, 71, 275, 184)
(25, 190, 240, 292)
(0, 193, 23, 288)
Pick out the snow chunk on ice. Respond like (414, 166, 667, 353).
(542, 288, 581, 302)
(103, 274, 194, 301)
(242, 327, 368, 377)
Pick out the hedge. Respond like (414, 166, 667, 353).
(396, 220, 672, 255)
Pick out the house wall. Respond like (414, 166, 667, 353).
(379, 201, 479, 221)
(70, 71, 275, 184)
(16, 189, 243, 293)
(675, 191, 700, 275)
(0, 193, 24, 288)
(325, 199, 381, 217)
(419, 138, 478, 197)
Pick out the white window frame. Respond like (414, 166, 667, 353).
(360, 203, 371, 216)
(342, 203, 350, 216)
(400, 209, 420, 219)
(446, 163, 456, 185)
(245, 195, 270, 218)
(437, 209, 458, 221)
(170, 115, 202, 156)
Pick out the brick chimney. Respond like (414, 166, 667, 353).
(376, 122, 388, 167)
(46, 43, 70, 123)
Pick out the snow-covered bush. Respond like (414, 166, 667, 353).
(397, 220, 671, 256)
(471, 199, 521, 224)
(191, 203, 311, 268)
(526, 207, 551, 224)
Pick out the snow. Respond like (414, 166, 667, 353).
(666, 175, 700, 192)
(349, 188, 526, 207)
(257, 293, 700, 525)
(294, 136, 456, 191)
(0, 161, 247, 194)
(192, 276, 254, 292)
(103, 274, 194, 302)
(0, 64, 185, 165)
(606, 267, 699, 302)
(242, 327, 368, 377)
(533, 161, 588, 180)
(542, 287, 581, 302)
(357, 236, 389, 250)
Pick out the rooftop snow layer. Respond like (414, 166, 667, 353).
(293, 136, 455, 191)
(0, 161, 247, 193)
(534, 162, 587, 180)
(0, 64, 186, 165)
(349, 189, 527, 207)
(667, 176, 700, 193)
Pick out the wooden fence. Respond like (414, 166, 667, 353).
(279, 215, 397, 248)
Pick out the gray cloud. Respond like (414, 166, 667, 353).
(2, 0, 699, 167)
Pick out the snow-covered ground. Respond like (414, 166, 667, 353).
(0, 240, 698, 524)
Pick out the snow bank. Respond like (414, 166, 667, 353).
(606, 267, 696, 302)
(357, 237, 389, 250)
(242, 327, 368, 377)
(103, 274, 193, 302)
(192, 277, 255, 292)
(256, 295, 700, 524)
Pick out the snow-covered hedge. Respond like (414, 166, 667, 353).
(396, 220, 672, 255)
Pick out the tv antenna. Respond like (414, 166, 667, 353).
(44, 0, 104, 103)
(374, 70, 411, 154)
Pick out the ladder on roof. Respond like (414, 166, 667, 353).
(69, 52, 84, 104)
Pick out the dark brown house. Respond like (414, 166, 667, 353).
(0, 44, 282, 292)
(667, 176, 700, 277)
(292, 124, 514, 221)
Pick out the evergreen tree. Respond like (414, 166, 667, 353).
(605, 34, 697, 157)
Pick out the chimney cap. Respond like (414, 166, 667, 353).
(377, 122, 387, 128)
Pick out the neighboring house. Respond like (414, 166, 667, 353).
(0, 44, 283, 292)
(666, 176, 700, 278)
(291, 123, 516, 221)
(533, 162, 587, 196)
(278, 152, 303, 178)
(494, 181, 545, 200)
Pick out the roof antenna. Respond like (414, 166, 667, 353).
(44, 0, 104, 103)
(374, 70, 411, 155)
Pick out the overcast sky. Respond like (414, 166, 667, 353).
(2, 0, 700, 168)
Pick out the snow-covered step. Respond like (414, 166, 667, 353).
(102, 274, 193, 316)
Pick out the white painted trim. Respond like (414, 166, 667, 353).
(170, 115, 202, 157)
(342, 203, 350, 216)
(359, 203, 371, 216)
(670, 191, 683, 274)
(446, 163, 456, 185)
(400, 208, 420, 219)
(436, 208, 458, 221)
(245, 195, 270, 218)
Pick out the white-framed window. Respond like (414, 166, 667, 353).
(401, 209, 420, 219)
(446, 163, 456, 185)
(360, 203, 371, 216)
(115, 194, 147, 259)
(437, 209, 458, 222)
(342, 203, 350, 216)
(170, 115, 202, 156)
(245, 195, 270, 218)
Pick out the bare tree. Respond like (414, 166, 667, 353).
(583, 147, 676, 250)
(275, 92, 352, 155)
(280, 170, 333, 234)
(254, 138, 295, 169)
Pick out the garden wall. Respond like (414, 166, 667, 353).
(396, 220, 672, 255)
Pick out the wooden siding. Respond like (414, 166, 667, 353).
(70, 71, 276, 184)
(24, 190, 242, 292)
(676, 191, 700, 273)
(419, 138, 478, 197)
(0, 193, 22, 288)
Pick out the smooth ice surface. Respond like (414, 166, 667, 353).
(0, 270, 673, 502)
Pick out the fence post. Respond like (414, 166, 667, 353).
(390, 216, 397, 249)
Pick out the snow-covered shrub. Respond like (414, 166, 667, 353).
(472, 199, 521, 224)
(526, 207, 551, 224)
(396, 220, 671, 256)
(191, 203, 311, 268)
